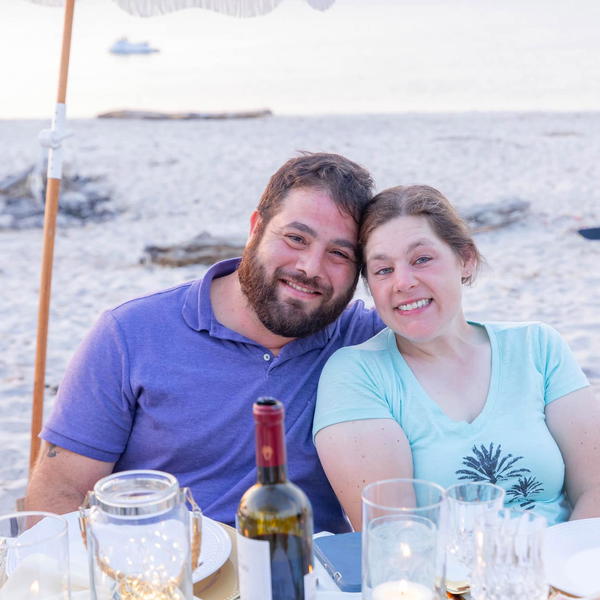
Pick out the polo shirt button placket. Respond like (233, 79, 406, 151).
(262, 352, 272, 373)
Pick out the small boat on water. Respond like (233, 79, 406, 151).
(109, 37, 159, 55)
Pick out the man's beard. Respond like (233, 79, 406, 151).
(237, 238, 358, 339)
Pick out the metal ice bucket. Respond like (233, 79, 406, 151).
(79, 470, 202, 600)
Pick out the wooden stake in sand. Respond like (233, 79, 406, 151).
(30, 0, 76, 474)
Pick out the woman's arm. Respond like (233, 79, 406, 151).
(545, 386, 600, 520)
(315, 418, 413, 530)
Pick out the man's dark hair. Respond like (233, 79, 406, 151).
(256, 152, 374, 225)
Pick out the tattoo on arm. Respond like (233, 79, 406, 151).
(47, 444, 59, 458)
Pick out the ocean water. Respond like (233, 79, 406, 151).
(1, 0, 600, 118)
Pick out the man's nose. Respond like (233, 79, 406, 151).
(295, 249, 323, 280)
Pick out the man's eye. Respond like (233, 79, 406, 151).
(331, 249, 351, 260)
(286, 234, 305, 245)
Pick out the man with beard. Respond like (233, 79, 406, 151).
(25, 152, 383, 532)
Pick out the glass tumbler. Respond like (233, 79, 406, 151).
(470, 508, 548, 600)
(445, 482, 505, 583)
(362, 478, 446, 600)
(0, 511, 70, 600)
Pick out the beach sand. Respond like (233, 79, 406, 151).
(1, 113, 599, 511)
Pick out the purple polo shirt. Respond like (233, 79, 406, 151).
(42, 259, 382, 532)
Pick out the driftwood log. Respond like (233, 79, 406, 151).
(98, 109, 272, 120)
(141, 232, 246, 267)
(463, 199, 530, 233)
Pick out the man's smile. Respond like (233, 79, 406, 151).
(281, 278, 322, 296)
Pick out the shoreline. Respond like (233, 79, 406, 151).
(4, 108, 600, 123)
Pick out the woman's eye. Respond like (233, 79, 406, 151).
(374, 267, 392, 275)
(414, 256, 432, 265)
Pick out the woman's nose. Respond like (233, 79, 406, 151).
(393, 265, 417, 292)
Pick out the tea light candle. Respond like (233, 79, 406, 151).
(372, 579, 434, 600)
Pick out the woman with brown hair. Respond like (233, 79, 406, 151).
(313, 185, 600, 529)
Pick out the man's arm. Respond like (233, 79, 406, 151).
(25, 441, 115, 514)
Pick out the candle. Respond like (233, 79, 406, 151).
(372, 579, 434, 600)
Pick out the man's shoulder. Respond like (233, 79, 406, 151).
(109, 279, 198, 321)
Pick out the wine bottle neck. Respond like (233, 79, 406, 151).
(254, 409, 287, 483)
(257, 464, 288, 485)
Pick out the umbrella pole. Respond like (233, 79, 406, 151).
(29, 0, 76, 475)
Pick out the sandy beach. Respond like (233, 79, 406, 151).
(1, 112, 599, 511)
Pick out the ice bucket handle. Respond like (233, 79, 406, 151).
(184, 486, 203, 570)
(78, 490, 92, 549)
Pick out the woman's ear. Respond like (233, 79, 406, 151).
(461, 250, 477, 284)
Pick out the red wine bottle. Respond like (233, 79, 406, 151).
(236, 397, 315, 600)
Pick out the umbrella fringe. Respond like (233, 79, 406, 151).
(117, 0, 285, 17)
(26, 0, 335, 17)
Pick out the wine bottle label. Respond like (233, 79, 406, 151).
(304, 570, 316, 600)
(237, 533, 272, 600)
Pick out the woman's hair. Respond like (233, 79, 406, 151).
(359, 185, 483, 285)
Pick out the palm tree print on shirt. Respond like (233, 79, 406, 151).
(506, 476, 544, 509)
(456, 442, 531, 484)
(456, 442, 544, 509)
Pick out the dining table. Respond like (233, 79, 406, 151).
(57, 512, 599, 600)
(193, 526, 361, 600)
(192, 526, 579, 600)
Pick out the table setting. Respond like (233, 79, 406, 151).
(1, 472, 600, 600)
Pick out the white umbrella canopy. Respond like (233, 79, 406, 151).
(25, 0, 336, 474)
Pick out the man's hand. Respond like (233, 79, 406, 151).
(24, 442, 115, 514)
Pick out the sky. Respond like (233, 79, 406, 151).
(1, 0, 600, 118)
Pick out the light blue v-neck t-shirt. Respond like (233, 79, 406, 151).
(313, 322, 589, 526)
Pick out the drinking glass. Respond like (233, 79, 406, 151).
(470, 508, 548, 600)
(0, 511, 70, 600)
(445, 482, 505, 583)
(362, 478, 446, 600)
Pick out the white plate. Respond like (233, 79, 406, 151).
(544, 517, 600, 596)
(192, 516, 232, 582)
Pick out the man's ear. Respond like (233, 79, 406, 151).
(249, 210, 261, 235)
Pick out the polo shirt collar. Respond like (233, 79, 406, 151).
(182, 257, 240, 334)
